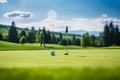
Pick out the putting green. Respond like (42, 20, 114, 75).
(0, 50, 120, 68)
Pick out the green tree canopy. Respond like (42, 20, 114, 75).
(8, 21, 18, 43)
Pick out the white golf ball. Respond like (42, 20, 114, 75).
(50, 50, 55, 56)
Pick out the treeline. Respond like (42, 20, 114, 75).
(103, 21, 120, 46)
(81, 21, 120, 47)
(0, 21, 80, 46)
(0, 21, 120, 47)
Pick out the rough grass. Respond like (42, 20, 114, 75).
(0, 67, 120, 80)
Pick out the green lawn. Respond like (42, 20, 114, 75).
(0, 50, 120, 68)
(0, 50, 120, 80)
(1, 40, 120, 51)
(0, 41, 120, 80)
(0, 41, 82, 50)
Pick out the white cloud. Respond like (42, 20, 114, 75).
(47, 10, 57, 20)
(18, 17, 103, 31)
(0, 0, 7, 3)
(102, 14, 108, 18)
(3, 10, 33, 19)
(17, 11, 120, 32)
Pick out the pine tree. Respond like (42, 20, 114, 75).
(118, 32, 120, 46)
(72, 35, 76, 45)
(27, 27, 36, 43)
(81, 33, 90, 48)
(58, 33, 63, 45)
(103, 24, 110, 46)
(8, 21, 18, 43)
(46, 30, 51, 43)
(109, 21, 115, 45)
(115, 25, 120, 46)
(96, 33, 104, 47)
(75, 38, 80, 46)
(38, 28, 41, 40)
(89, 35, 96, 46)
(51, 32, 56, 44)
(0, 33, 3, 40)
(59, 33, 63, 42)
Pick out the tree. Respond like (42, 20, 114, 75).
(103, 21, 120, 46)
(89, 35, 96, 46)
(62, 39, 67, 45)
(19, 30, 27, 43)
(58, 33, 63, 45)
(27, 27, 36, 43)
(8, 21, 18, 43)
(51, 32, 56, 44)
(0, 33, 3, 40)
(81, 33, 90, 48)
(19, 30, 27, 39)
(19, 36, 26, 44)
(109, 21, 115, 45)
(75, 38, 80, 46)
(103, 24, 110, 46)
(96, 33, 104, 47)
(72, 35, 76, 45)
(46, 30, 52, 43)
(118, 32, 120, 46)
(115, 25, 120, 46)
(38, 28, 41, 41)
(59, 33, 63, 42)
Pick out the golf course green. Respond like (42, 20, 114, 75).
(0, 50, 120, 68)
(0, 41, 120, 80)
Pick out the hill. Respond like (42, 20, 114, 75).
(68, 30, 101, 36)
(0, 41, 82, 51)
(0, 24, 81, 45)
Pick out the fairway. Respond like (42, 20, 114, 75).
(0, 49, 120, 80)
(0, 50, 120, 68)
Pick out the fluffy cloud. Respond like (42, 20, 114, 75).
(3, 10, 33, 19)
(18, 11, 120, 32)
(0, 0, 7, 3)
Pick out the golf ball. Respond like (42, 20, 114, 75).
(50, 50, 55, 56)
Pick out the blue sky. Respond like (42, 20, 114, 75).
(0, 0, 120, 31)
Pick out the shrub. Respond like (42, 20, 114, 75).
(19, 36, 26, 44)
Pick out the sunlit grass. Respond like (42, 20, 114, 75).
(1, 41, 120, 51)
(0, 50, 120, 68)
(0, 41, 82, 50)
(0, 41, 120, 80)
(0, 67, 120, 80)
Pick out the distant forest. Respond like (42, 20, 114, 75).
(0, 21, 120, 47)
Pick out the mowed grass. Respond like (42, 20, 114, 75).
(0, 50, 120, 80)
(0, 41, 81, 50)
(0, 50, 120, 67)
(0, 41, 120, 80)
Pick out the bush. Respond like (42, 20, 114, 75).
(58, 41, 62, 45)
(19, 36, 26, 44)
